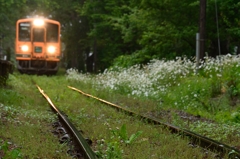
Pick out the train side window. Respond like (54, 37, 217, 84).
(46, 23, 59, 43)
(19, 22, 31, 41)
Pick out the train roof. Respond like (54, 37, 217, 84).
(17, 18, 60, 25)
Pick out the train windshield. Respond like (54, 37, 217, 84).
(33, 28, 44, 42)
(19, 22, 31, 41)
(46, 23, 59, 43)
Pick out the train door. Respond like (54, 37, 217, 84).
(31, 26, 46, 59)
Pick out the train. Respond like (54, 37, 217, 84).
(15, 18, 61, 75)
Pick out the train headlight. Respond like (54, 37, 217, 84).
(47, 46, 56, 54)
(33, 19, 44, 27)
(21, 45, 29, 52)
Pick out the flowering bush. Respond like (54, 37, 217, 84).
(66, 54, 240, 120)
(67, 57, 196, 97)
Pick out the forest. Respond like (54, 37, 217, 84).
(0, 0, 240, 72)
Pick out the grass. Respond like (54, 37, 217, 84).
(1, 55, 240, 158)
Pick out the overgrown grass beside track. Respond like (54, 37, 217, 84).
(1, 55, 240, 158)
(67, 55, 240, 146)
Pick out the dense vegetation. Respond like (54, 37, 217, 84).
(1, 0, 240, 72)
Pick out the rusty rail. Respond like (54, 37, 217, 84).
(37, 85, 97, 159)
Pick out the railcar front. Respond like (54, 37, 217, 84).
(15, 18, 61, 74)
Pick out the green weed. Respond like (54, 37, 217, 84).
(0, 139, 22, 159)
(111, 124, 143, 145)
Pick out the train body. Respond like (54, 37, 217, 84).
(15, 18, 61, 74)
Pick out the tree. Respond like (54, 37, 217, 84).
(112, 0, 199, 66)
(206, 0, 240, 56)
(80, 0, 133, 71)
(0, 0, 28, 60)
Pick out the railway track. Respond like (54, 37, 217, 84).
(68, 86, 240, 159)
(36, 84, 240, 158)
(36, 85, 97, 159)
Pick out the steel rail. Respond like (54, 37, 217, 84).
(36, 85, 97, 159)
(68, 86, 240, 158)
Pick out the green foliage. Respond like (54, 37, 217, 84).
(230, 112, 240, 123)
(115, 0, 199, 63)
(105, 142, 123, 159)
(96, 124, 142, 158)
(189, 121, 240, 142)
(112, 50, 156, 68)
(0, 0, 28, 56)
(112, 55, 135, 68)
(0, 139, 23, 159)
(163, 77, 211, 112)
(228, 150, 239, 159)
(0, 76, 7, 86)
(210, 76, 222, 98)
(111, 124, 143, 145)
(95, 141, 123, 159)
(223, 63, 240, 99)
(0, 89, 23, 105)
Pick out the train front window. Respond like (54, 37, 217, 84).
(33, 28, 44, 42)
(19, 22, 31, 41)
(46, 23, 59, 43)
